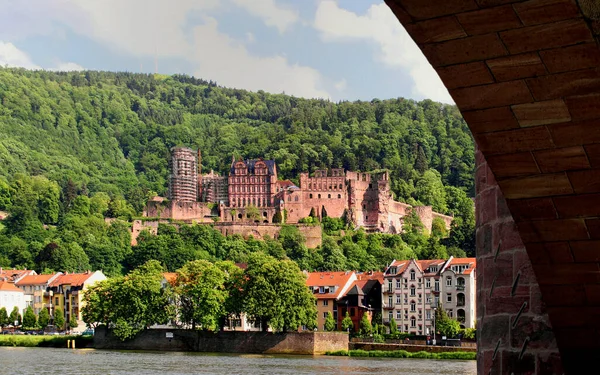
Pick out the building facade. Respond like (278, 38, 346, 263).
(382, 257, 476, 336)
(168, 147, 199, 202)
(0, 281, 26, 318)
(306, 271, 357, 331)
(337, 271, 384, 332)
(15, 273, 62, 315)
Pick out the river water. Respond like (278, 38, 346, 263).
(0, 347, 476, 375)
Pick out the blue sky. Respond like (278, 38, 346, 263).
(0, 0, 451, 103)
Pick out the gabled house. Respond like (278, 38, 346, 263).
(15, 273, 62, 315)
(0, 281, 26, 319)
(337, 271, 384, 332)
(306, 271, 357, 331)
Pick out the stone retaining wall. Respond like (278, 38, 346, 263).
(350, 342, 476, 353)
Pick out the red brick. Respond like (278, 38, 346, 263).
(491, 285, 531, 298)
(479, 314, 510, 348)
(500, 19, 593, 54)
(421, 33, 508, 67)
(533, 263, 600, 285)
(486, 152, 539, 178)
(404, 16, 466, 44)
(437, 61, 494, 89)
(475, 126, 554, 155)
(451, 80, 532, 111)
(462, 106, 519, 134)
(553, 193, 600, 218)
(512, 99, 571, 127)
(584, 144, 600, 168)
(384, 0, 413, 24)
(565, 93, 600, 121)
(483, 253, 513, 289)
(529, 241, 574, 264)
(533, 146, 589, 173)
(548, 119, 600, 147)
(496, 189, 512, 219)
(567, 169, 600, 194)
(497, 220, 525, 251)
(498, 173, 572, 199)
(524, 242, 551, 264)
(486, 52, 547, 82)
(585, 218, 600, 239)
(399, 0, 478, 20)
(540, 43, 600, 74)
(457, 5, 522, 35)
(501, 351, 536, 375)
(513, 249, 536, 285)
(507, 197, 557, 222)
(526, 68, 600, 101)
(517, 218, 588, 243)
(479, 187, 498, 225)
(513, 0, 582, 26)
(570, 240, 600, 262)
(540, 285, 587, 306)
(486, 296, 530, 315)
(511, 315, 556, 350)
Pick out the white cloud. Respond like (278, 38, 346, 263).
(53, 62, 85, 71)
(0, 41, 40, 69)
(190, 17, 329, 99)
(246, 32, 256, 43)
(231, 0, 299, 33)
(334, 78, 347, 91)
(314, 1, 453, 104)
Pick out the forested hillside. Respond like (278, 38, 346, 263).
(0, 68, 475, 275)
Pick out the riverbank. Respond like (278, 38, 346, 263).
(0, 334, 93, 348)
(326, 349, 476, 360)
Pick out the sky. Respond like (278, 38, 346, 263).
(0, 0, 452, 103)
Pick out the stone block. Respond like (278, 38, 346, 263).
(506, 197, 557, 222)
(513, 0, 581, 26)
(475, 126, 554, 155)
(404, 16, 466, 44)
(500, 19, 593, 54)
(457, 5, 522, 35)
(512, 99, 571, 128)
(517, 218, 588, 243)
(534, 146, 590, 173)
(422, 33, 508, 67)
(569, 240, 600, 262)
(565, 93, 600, 121)
(400, 0, 478, 20)
(437, 61, 494, 89)
(486, 152, 539, 178)
(540, 43, 600, 74)
(450, 80, 533, 111)
(511, 315, 556, 350)
(539, 285, 587, 307)
(480, 314, 510, 347)
(486, 52, 547, 82)
(567, 168, 600, 194)
(533, 263, 600, 285)
(584, 144, 600, 168)
(553, 193, 600, 218)
(463, 106, 520, 134)
(585, 218, 600, 239)
(527, 68, 600, 101)
(497, 173, 573, 199)
(501, 350, 536, 375)
(548, 119, 600, 147)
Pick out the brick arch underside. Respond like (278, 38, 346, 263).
(385, 1, 600, 374)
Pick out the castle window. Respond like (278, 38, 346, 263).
(328, 194, 331, 199)
(339, 184, 342, 189)
(365, 216, 368, 220)
(369, 183, 373, 189)
(288, 196, 291, 202)
(310, 194, 313, 199)
(318, 194, 321, 199)
(309, 183, 312, 189)
(338, 194, 341, 199)
(295, 196, 299, 202)
(329, 185, 332, 190)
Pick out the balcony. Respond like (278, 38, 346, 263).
(456, 285, 465, 291)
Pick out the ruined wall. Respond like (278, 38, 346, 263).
(94, 326, 348, 355)
(214, 222, 322, 248)
(476, 149, 563, 375)
(145, 200, 213, 222)
(131, 220, 159, 246)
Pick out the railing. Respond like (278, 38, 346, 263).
(456, 285, 465, 291)
(457, 301, 465, 307)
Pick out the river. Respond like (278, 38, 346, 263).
(0, 347, 476, 375)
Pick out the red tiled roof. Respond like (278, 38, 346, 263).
(16, 274, 60, 286)
(0, 269, 34, 282)
(417, 259, 447, 273)
(49, 272, 94, 287)
(356, 271, 384, 283)
(0, 281, 23, 292)
(306, 271, 355, 299)
(448, 257, 477, 266)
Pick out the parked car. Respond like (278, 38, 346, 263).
(1, 330, 10, 335)
(81, 328, 94, 336)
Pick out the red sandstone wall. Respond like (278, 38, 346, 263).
(145, 201, 213, 222)
(475, 148, 562, 374)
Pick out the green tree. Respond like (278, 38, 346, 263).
(341, 312, 353, 332)
(22, 306, 37, 329)
(69, 316, 78, 329)
(174, 260, 228, 331)
(242, 252, 317, 332)
(389, 316, 398, 335)
(324, 311, 336, 332)
(415, 169, 447, 213)
(38, 308, 50, 330)
(320, 237, 346, 271)
(54, 307, 65, 331)
(0, 307, 8, 327)
(359, 313, 372, 336)
(9, 306, 21, 326)
(435, 302, 460, 338)
(245, 205, 260, 222)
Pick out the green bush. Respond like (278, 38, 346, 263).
(326, 349, 475, 360)
(0, 335, 92, 348)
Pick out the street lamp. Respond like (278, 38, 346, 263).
(432, 307, 437, 346)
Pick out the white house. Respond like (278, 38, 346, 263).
(0, 281, 26, 320)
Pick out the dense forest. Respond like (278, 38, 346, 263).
(0, 68, 475, 275)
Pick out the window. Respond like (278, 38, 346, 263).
(410, 270, 416, 280)
(447, 310, 453, 318)
(338, 194, 341, 199)
(396, 311, 401, 319)
(426, 279, 431, 288)
(446, 293, 452, 303)
(388, 296, 393, 307)
(294, 196, 298, 202)
(426, 295, 432, 303)
(446, 277, 452, 287)
(426, 310, 431, 320)
(387, 281, 393, 292)
(309, 194, 313, 199)
(323, 300, 329, 306)
(318, 194, 321, 199)
(434, 280, 440, 292)
(396, 280, 401, 289)
(323, 312, 328, 319)
(405, 325, 408, 331)
(396, 295, 401, 304)
(410, 302, 416, 312)
(410, 287, 416, 296)
(388, 312, 393, 321)
(328, 194, 331, 198)
(411, 317, 416, 327)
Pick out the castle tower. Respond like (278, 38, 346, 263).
(168, 147, 198, 202)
